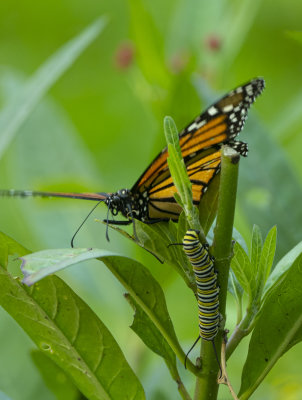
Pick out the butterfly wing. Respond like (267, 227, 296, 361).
(132, 78, 265, 220)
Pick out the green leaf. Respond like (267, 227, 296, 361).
(0, 231, 29, 269)
(0, 17, 107, 160)
(264, 241, 302, 296)
(19, 247, 183, 367)
(230, 241, 253, 299)
(257, 226, 277, 294)
(239, 253, 302, 400)
(0, 268, 145, 400)
(164, 116, 200, 230)
(250, 224, 263, 270)
(125, 294, 177, 375)
(100, 255, 181, 356)
(164, 116, 182, 157)
(31, 350, 81, 400)
(167, 145, 191, 208)
(21, 248, 114, 285)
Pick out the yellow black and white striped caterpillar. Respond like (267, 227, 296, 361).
(183, 229, 220, 342)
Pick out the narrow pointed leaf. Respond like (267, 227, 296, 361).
(230, 242, 253, 298)
(264, 241, 302, 296)
(128, 0, 169, 87)
(0, 18, 107, 159)
(257, 226, 277, 292)
(251, 224, 263, 270)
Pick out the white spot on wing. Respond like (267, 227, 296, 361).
(207, 106, 218, 116)
(222, 104, 233, 112)
(196, 119, 206, 129)
(187, 123, 197, 132)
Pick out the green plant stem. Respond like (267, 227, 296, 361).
(226, 302, 259, 359)
(194, 146, 240, 400)
(165, 360, 192, 400)
(177, 376, 193, 400)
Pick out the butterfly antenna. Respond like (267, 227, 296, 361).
(212, 340, 222, 378)
(71, 199, 103, 248)
(185, 336, 201, 369)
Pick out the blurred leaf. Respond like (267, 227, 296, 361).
(271, 87, 302, 142)
(238, 118, 302, 262)
(250, 224, 263, 271)
(0, 70, 106, 250)
(31, 350, 81, 400)
(230, 241, 254, 299)
(0, 17, 107, 160)
(125, 294, 177, 374)
(285, 30, 302, 46)
(239, 253, 302, 400)
(217, 0, 262, 72)
(264, 241, 302, 296)
(0, 392, 11, 400)
(0, 269, 145, 400)
(128, 0, 169, 90)
(0, 231, 29, 269)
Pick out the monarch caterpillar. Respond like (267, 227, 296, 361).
(0, 78, 265, 240)
(183, 230, 220, 342)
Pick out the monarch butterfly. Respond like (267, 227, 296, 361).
(183, 230, 220, 342)
(0, 78, 265, 237)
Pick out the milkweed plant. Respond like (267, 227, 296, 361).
(1, 112, 301, 400)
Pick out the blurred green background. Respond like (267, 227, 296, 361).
(0, 0, 302, 399)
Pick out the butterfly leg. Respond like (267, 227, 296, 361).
(143, 218, 170, 224)
(104, 219, 132, 225)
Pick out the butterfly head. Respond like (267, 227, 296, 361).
(104, 188, 148, 221)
